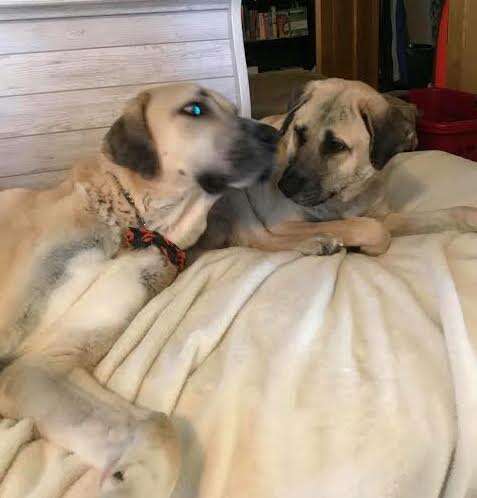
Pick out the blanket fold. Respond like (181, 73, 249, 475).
(1, 151, 477, 498)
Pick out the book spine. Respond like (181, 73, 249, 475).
(277, 13, 289, 38)
(271, 6, 278, 39)
(258, 13, 266, 40)
(265, 13, 271, 39)
(250, 10, 257, 41)
(243, 3, 310, 42)
(288, 6, 308, 37)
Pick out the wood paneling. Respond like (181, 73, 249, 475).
(0, 11, 228, 55)
(355, 0, 379, 87)
(0, 0, 250, 190)
(1, 40, 233, 96)
(0, 129, 105, 177)
(447, 0, 477, 93)
(0, 77, 237, 139)
(0, 170, 69, 190)
(0, 0, 230, 21)
(316, 0, 379, 88)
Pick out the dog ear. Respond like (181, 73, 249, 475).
(280, 83, 311, 137)
(103, 92, 159, 178)
(361, 96, 417, 170)
(287, 82, 307, 112)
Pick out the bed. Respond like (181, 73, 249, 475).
(0, 150, 476, 498)
(2, 3, 477, 497)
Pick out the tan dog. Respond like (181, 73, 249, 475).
(0, 83, 278, 498)
(198, 78, 477, 255)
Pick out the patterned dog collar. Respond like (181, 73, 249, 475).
(107, 172, 186, 272)
(125, 227, 186, 272)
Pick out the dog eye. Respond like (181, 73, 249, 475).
(321, 131, 349, 155)
(294, 125, 308, 147)
(182, 102, 204, 117)
(328, 139, 347, 153)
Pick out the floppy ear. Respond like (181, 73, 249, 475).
(279, 83, 311, 137)
(287, 82, 307, 112)
(361, 97, 417, 170)
(103, 92, 159, 178)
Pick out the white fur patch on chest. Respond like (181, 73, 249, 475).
(38, 247, 108, 333)
(12, 237, 110, 339)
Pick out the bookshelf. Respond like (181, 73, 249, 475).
(242, 0, 315, 72)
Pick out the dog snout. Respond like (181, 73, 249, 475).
(277, 166, 306, 198)
(197, 172, 228, 195)
(255, 122, 280, 146)
(238, 118, 279, 149)
(223, 118, 277, 187)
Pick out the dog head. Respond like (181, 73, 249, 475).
(102, 83, 278, 247)
(276, 79, 417, 208)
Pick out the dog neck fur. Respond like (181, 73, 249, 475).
(84, 155, 215, 249)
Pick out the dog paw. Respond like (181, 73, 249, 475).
(295, 235, 344, 256)
(100, 413, 180, 498)
(358, 218, 391, 255)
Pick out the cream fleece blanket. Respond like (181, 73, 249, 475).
(1, 151, 477, 498)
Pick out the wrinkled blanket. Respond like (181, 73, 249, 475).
(2, 151, 477, 498)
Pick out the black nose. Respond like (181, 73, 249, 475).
(277, 166, 306, 198)
(197, 173, 228, 195)
(255, 122, 280, 146)
(239, 118, 279, 147)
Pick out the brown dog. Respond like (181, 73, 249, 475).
(0, 83, 278, 498)
(197, 78, 477, 256)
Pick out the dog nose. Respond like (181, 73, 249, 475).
(197, 172, 228, 195)
(255, 122, 280, 146)
(277, 166, 306, 198)
(239, 118, 279, 147)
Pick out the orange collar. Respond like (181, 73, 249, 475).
(125, 227, 186, 272)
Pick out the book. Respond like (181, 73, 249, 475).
(250, 9, 257, 40)
(276, 11, 290, 38)
(271, 6, 278, 39)
(264, 13, 271, 39)
(288, 6, 308, 37)
(242, 2, 308, 42)
(258, 13, 267, 40)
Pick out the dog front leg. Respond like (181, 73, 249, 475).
(236, 227, 345, 255)
(0, 247, 180, 497)
(0, 359, 180, 498)
(20, 246, 178, 368)
(245, 217, 391, 256)
(383, 206, 477, 236)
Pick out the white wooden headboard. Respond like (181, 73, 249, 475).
(0, 0, 249, 189)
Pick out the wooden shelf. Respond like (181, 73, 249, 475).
(244, 35, 309, 44)
(243, 0, 315, 72)
(245, 33, 314, 71)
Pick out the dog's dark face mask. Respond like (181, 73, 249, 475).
(276, 81, 417, 209)
(197, 118, 279, 195)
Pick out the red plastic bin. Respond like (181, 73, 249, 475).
(407, 88, 477, 162)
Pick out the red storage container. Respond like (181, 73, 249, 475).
(407, 88, 477, 161)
